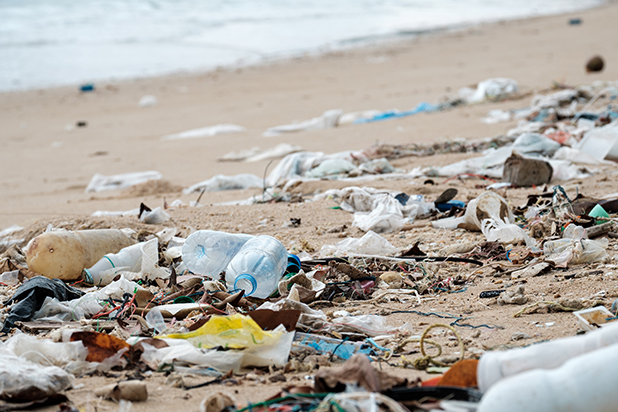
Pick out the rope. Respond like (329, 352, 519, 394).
(397, 323, 465, 369)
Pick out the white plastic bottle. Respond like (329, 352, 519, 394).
(182, 230, 253, 278)
(477, 320, 618, 392)
(478, 342, 618, 412)
(82, 239, 155, 286)
(225, 235, 287, 298)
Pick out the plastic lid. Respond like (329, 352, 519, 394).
(82, 269, 93, 284)
(234, 274, 257, 296)
(286, 254, 301, 274)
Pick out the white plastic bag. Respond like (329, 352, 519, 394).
(319, 231, 399, 257)
(481, 218, 535, 246)
(183, 174, 263, 194)
(85, 171, 162, 193)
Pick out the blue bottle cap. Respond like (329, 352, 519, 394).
(286, 254, 301, 274)
(234, 274, 257, 296)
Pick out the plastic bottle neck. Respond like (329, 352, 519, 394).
(234, 274, 257, 296)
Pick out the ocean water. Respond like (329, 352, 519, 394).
(0, 0, 604, 91)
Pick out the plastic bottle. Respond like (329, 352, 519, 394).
(477, 320, 618, 392)
(182, 230, 253, 278)
(82, 240, 150, 286)
(25, 229, 136, 281)
(225, 235, 287, 298)
(478, 342, 618, 412)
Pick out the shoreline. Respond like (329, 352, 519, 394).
(0, 1, 617, 229)
(0, 1, 609, 95)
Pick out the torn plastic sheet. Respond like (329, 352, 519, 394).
(354, 102, 441, 124)
(183, 174, 263, 194)
(0, 351, 74, 402)
(263, 110, 342, 137)
(161, 124, 246, 140)
(293, 332, 373, 360)
(32, 277, 145, 323)
(265, 150, 369, 188)
(2, 276, 84, 333)
(85, 171, 162, 193)
(426, 133, 591, 181)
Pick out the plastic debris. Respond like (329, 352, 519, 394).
(85, 171, 162, 193)
(162, 124, 246, 140)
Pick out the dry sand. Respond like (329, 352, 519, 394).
(2, 2, 618, 411)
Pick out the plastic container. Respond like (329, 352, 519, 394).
(182, 230, 253, 278)
(25, 229, 136, 281)
(82, 239, 155, 286)
(225, 235, 287, 298)
(478, 342, 618, 412)
(477, 320, 618, 393)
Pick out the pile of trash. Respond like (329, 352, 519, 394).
(3, 78, 618, 412)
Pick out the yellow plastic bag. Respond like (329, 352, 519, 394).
(161, 314, 281, 349)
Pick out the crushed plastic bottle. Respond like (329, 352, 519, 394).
(225, 235, 287, 298)
(182, 230, 253, 278)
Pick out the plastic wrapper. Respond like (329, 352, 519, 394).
(328, 314, 400, 337)
(183, 174, 263, 194)
(544, 238, 609, 267)
(481, 218, 535, 246)
(85, 171, 162, 193)
(576, 120, 618, 161)
(319, 231, 399, 257)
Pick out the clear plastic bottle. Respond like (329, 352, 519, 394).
(225, 235, 287, 298)
(182, 230, 253, 278)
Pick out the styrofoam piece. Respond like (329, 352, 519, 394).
(574, 306, 615, 332)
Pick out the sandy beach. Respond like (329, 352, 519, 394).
(1, 2, 618, 411)
(0, 2, 616, 228)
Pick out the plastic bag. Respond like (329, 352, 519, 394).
(183, 174, 263, 194)
(306, 158, 356, 178)
(319, 231, 399, 257)
(481, 218, 535, 246)
(85, 171, 162, 193)
(352, 195, 404, 233)
(162, 314, 283, 350)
